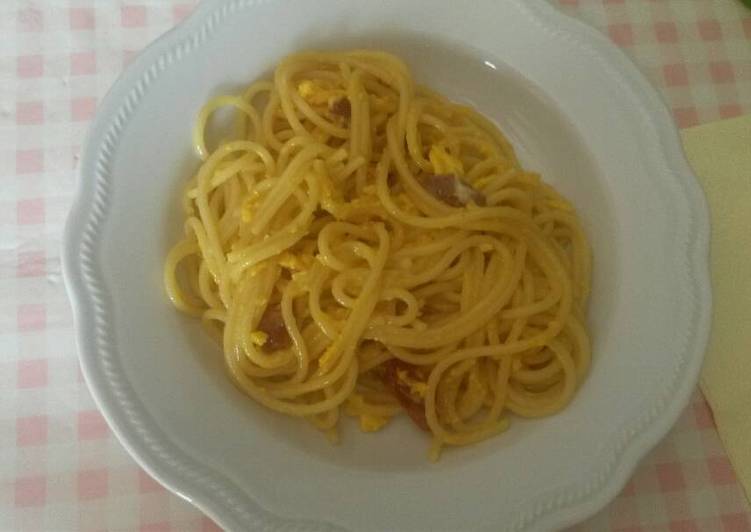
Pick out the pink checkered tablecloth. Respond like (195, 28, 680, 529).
(1, 1, 750, 531)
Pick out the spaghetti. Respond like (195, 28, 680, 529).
(164, 50, 592, 460)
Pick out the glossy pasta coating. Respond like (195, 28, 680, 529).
(164, 50, 592, 459)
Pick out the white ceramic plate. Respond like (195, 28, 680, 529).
(63, 1, 712, 530)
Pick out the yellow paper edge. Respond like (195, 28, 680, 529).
(680, 114, 751, 504)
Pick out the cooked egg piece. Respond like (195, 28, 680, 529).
(297, 79, 345, 107)
(429, 144, 465, 176)
(359, 414, 389, 433)
(396, 369, 428, 399)
(277, 252, 306, 271)
(249, 330, 269, 347)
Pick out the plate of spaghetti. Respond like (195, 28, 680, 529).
(63, 1, 711, 531)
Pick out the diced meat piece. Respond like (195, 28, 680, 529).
(387, 172, 398, 188)
(329, 97, 351, 118)
(257, 305, 291, 353)
(382, 359, 429, 431)
(419, 173, 486, 207)
(455, 179, 487, 206)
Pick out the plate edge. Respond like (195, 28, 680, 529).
(60, 1, 713, 531)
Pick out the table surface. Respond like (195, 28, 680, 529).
(1, 1, 750, 531)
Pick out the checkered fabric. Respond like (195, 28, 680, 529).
(1, 1, 750, 531)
